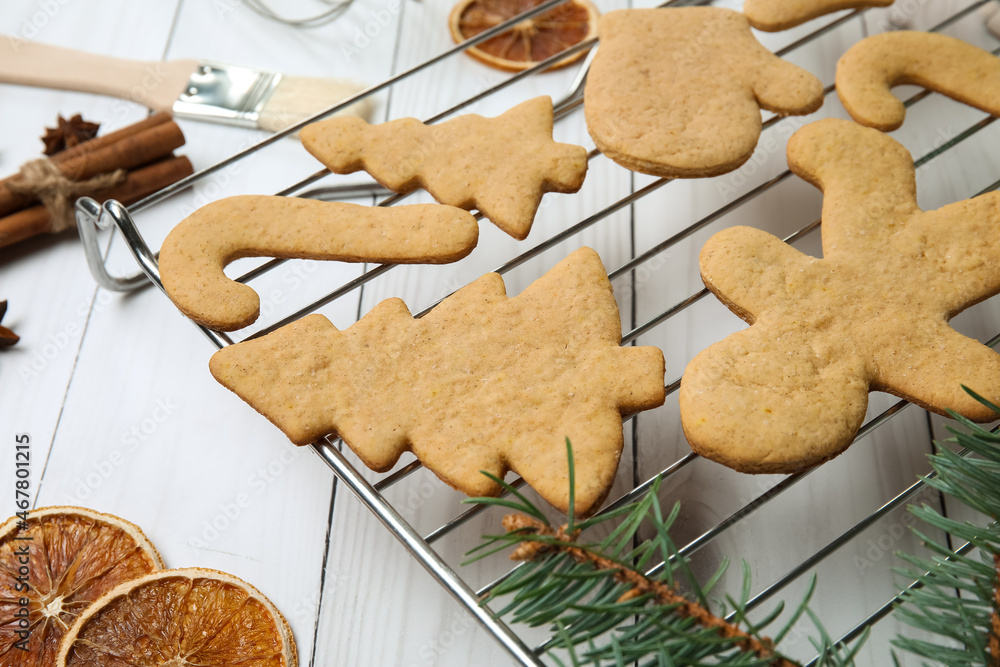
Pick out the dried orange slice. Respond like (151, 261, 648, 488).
(0, 506, 163, 666)
(449, 0, 599, 72)
(57, 567, 298, 667)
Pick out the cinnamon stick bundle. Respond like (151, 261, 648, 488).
(0, 113, 193, 249)
(0, 116, 185, 217)
(0, 156, 193, 248)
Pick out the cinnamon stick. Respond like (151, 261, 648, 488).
(48, 112, 172, 167)
(0, 119, 185, 217)
(102, 155, 193, 204)
(0, 208, 49, 248)
(0, 155, 193, 248)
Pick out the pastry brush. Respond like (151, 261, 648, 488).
(0, 37, 373, 132)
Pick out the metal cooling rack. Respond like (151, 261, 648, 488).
(76, 1, 1000, 664)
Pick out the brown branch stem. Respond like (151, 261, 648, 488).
(503, 514, 799, 667)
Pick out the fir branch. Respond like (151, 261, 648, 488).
(467, 440, 862, 667)
(891, 388, 1000, 667)
(501, 513, 795, 667)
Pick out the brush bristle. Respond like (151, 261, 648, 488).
(258, 76, 374, 133)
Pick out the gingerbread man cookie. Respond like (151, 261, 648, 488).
(584, 8, 824, 179)
(837, 31, 1000, 131)
(680, 118, 1000, 474)
(744, 0, 893, 32)
(300, 96, 588, 240)
(210, 247, 666, 515)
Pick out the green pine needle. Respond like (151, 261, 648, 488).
(566, 437, 577, 536)
(464, 469, 550, 524)
(891, 387, 1000, 666)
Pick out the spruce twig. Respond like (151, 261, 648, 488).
(466, 439, 862, 667)
(501, 513, 795, 666)
(891, 388, 1000, 667)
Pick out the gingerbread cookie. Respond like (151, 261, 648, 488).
(680, 118, 1000, 474)
(159, 196, 478, 331)
(300, 96, 588, 240)
(744, 0, 893, 32)
(837, 31, 1000, 131)
(584, 8, 824, 179)
(210, 247, 665, 515)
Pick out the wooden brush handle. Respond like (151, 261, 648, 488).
(0, 37, 196, 112)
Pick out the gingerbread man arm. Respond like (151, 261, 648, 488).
(908, 194, 1000, 315)
(873, 322, 1000, 422)
(699, 226, 816, 324)
(837, 31, 1000, 131)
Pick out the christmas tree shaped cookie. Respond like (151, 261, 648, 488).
(210, 247, 665, 515)
(680, 118, 1000, 474)
(584, 8, 824, 179)
(300, 96, 588, 240)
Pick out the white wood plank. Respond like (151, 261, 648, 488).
(0, 0, 182, 517)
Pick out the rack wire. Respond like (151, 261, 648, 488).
(77, 0, 1000, 664)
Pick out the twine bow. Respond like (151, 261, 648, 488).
(8, 158, 126, 233)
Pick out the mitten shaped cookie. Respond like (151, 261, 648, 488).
(837, 31, 1000, 131)
(584, 8, 824, 179)
(300, 96, 588, 240)
(744, 0, 893, 32)
(680, 118, 1000, 474)
(210, 247, 666, 515)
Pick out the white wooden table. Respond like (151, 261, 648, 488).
(2, 1, 998, 665)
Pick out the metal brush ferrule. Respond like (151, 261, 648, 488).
(171, 61, 283, 128)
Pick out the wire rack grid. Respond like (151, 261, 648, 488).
(77, 0, 1000, 664)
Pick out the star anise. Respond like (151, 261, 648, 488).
(41, 114, 100, 156)
(0, 300, 19, 347)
